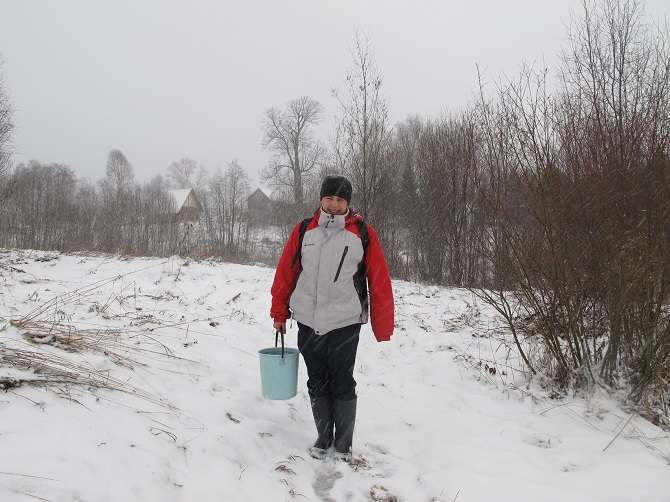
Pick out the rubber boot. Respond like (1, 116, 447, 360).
(333, 397, 357, 459)
(309, 396, 334, 458)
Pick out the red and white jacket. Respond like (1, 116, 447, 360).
(271, 208, 394, 342)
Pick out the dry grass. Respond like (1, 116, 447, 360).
(0, 341, 179, 411)
(0, 261, 200, 411)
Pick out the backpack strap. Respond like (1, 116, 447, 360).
(290, 217, 313, 270)
(356, 219, 370, 263)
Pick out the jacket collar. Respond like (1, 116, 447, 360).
(315, 207, 363, 226)
(318, 208, 346, 229)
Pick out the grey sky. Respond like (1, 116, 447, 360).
(1, 0, 668, 187)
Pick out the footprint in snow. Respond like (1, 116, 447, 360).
(523, 433, 560, 449)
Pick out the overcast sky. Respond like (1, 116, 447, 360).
(1, 0, 668, 187)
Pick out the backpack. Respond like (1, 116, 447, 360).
(290, 215, 370, 270)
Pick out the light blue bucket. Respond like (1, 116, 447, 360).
(259, 331, 299, 400)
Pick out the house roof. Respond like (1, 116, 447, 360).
(247, 187, 271, 200)
(168, 188, 201, 211)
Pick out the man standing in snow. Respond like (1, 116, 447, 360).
(271, 174, 395, 459)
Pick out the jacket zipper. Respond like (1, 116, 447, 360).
(333, 246, 348, 282)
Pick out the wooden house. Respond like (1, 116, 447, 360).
(247, 188, 272, 212)
(168, 188, 203, 222)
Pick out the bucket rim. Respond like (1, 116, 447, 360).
(259, 347, 299, 355)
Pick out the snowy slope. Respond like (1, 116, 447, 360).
(0, 250, 668, 502)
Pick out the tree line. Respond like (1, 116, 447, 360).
(1, 0, 669, 423)
(0, 152, 254, 260)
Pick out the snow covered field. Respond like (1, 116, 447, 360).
(0, 250, 668, 502)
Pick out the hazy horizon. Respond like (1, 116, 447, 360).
(1, 0, 668, 187)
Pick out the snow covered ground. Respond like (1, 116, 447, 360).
(0, 249, 668, 502)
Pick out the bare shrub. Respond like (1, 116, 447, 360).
(471, 0, 670, 423)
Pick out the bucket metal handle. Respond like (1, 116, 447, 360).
(275, 328, 285, 359)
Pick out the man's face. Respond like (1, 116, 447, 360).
(321, 196, 349, 215)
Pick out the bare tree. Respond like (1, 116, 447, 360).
(99, 149, 135, 252)
(73, 178, 98, 249)
(332, 30, 392, 225)
(0, 54, 15, 184)
(100, 150, 134, 203)
(2, 161, 77, 250)
(400, 113, 480, 286)
(223, 159, 250, 251)
(167, 157, 199, 188)
(203, 168, 227, 252)
(386, 116, 423, 279)
(193, 165, 209, 191)
(261, 96, 326, 205)
(200, 160, 250, 257)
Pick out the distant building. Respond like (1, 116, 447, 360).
(247, 187, 272, 212)
(246, 187, 272, 225)
(168, 188, 203, 222)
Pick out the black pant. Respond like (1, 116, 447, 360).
(297, 322, 360, 401)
